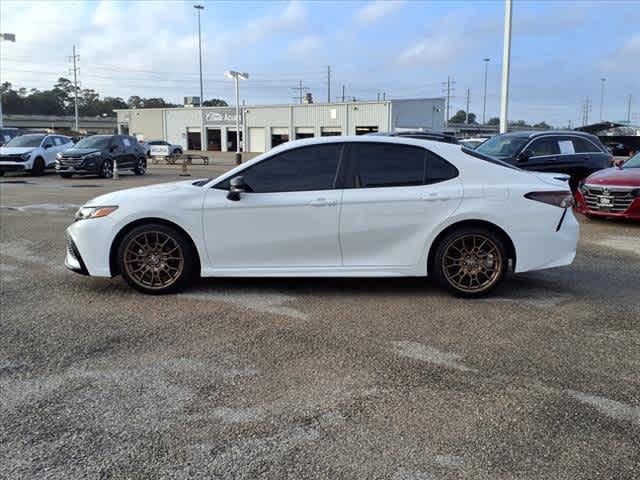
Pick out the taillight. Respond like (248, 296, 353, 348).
(524, 191, 574, 208)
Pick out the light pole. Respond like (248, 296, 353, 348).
(0, 33, 17, 128)
(599, 77, 606, 121)
(482, 58, 490, 124)
(194, 5, 205, 151)
(225, 70, 249, 164)
(499, 0, 512, 134)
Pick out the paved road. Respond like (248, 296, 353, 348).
(1, 168, 638, 479)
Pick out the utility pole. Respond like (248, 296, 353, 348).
(599, 78, 606, 121)
(382, 92, 386, 101)
(0, 33, 17, 128)
(482, 58, 490, 124)
(582, 97, 591, 126)
(626, 94, 633, 124)
(69, 45, 80, 132)
(194, 5, 205, 151)
(291, 80, 308, 104)
(377, 92, 380, 102)
(342, 85, 345, 102)
(442, 76, 455, 128)
(499, 0, 512, 134)
(465, 88, 471, 124)
(327, 65, 331, 103)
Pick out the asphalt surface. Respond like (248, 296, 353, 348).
(1, 165, 639, 480)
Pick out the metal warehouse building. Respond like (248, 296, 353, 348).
(114, 97, 445, 153)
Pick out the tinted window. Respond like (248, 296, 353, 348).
(53, 137, 63, 146)
(426, 152, 458, 184)
(525, 138, 560, 157)
(75, 136, 112, 149)
(572, 137, 600, 153)
(351, 143, 425, 188)
(42, 137, 54, 148)
(476, 135, 528, 158)
(122, 137, 132, 147)
(238, 144, 342, 193)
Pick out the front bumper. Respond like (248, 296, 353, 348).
(65, 235, 89, 275)
(56, 162, 100, 174)
(65, 217, 116, 277)
(574, 190, 640, 220)
(0, 161, 28, 172)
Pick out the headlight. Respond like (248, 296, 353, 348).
(20, 151, 33, 161)
(74, 206, 118, 221)
(82, 152, 102, 160)
(56, 152, 63, 160)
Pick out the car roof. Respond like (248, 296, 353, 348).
(499, 130, 598, 139)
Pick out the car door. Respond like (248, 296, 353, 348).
(109, 137, 129, 168)
(202, 143, 344, 270)
(120, 136, 136, 168)
(339, 142, 462, 268)
(519, 137, 561, 172)
(41, 136, 58, 166)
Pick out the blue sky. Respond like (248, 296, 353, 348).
(1, 0, 639, 126)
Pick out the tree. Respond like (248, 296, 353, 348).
(202, 98, 228, 107)
(448, 109, 477, 124)
(487, 117, 500, 126)
(509, 120, 531, 128)
(533, 121, 552, 130)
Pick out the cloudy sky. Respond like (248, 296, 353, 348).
(1, 0, 639, 126)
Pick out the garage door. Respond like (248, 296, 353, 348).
(249, 127, 265, 153)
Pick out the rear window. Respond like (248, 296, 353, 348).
(572, 137, 601, 153)
(350, 143, 425, 188)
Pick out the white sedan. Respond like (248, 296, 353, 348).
(65, 136, 578, 297)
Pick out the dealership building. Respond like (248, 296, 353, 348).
(114, 97, 445, 153)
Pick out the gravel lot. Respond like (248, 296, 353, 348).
(1, 165, 639, 479)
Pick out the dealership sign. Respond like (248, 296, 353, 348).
(203, 109, 241, 125)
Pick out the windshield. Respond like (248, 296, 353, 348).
(5, 135, 45, 148)
(475, 135, 529, 159)
(74, 136, 112, 149)
(623, 152, 640, 168)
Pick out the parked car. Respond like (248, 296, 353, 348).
(139, 140, 183, 158)
(370, 130, 459, 144)
(0, 127, 22, 146)
(0, 133, 73, 176)
(64, 136, 578, 297)
(472, 131, 613, 189)
(574, 152, 640, 220)
(56, 135, 147, 178)
(459, 137, 488, 149)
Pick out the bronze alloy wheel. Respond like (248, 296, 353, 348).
(441, 233, 503, 294)
(123, 231, 185, 290)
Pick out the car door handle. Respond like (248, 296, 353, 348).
(421, 193, 450, 201)
(309, 198, 337, 207)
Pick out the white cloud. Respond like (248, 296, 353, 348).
(397, 31, 462, 67)
(601, 32, 640, 72)
(288, 35, 323, 57)
(354, 0, 405, 26)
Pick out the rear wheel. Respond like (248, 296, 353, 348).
(118, 223, 194, 294)
(31, 157, 45, 176)
(99, 159, 113, 178)
(433, 227, 508, 298)
(134, 157, 146, 175)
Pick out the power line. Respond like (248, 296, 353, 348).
(291, 80, 309, 104)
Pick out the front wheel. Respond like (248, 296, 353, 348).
(99, 159, 113, 178)
(134, 157, 146, 175)
(31, 157, 45, 176)
(117, 223, 194, 294)
(433, 227, 508, 297)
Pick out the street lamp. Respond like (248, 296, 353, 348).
(600, 77, 606, 121)
(482, 58, 490, 124)
(194, 5, 205, 151)
(225, 70, 249, 164)
(0, 33, 16, 128)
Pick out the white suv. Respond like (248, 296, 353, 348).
(0, 133, 74, 176)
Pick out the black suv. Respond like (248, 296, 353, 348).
(56, 135, 147, 178)
(369, 130, 459, 144)
(472, 131, 612, 189)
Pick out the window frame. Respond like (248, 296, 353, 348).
(571, 136, 603, 154)
(522, 136, 561, 159)
(213, 143, 347, 193)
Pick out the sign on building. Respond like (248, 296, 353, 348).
(203, 108, 241, 125)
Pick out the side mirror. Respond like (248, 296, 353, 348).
(517, 151, 532, 163)
(227, 176, 246, 201)
(44, 143, 52, 149)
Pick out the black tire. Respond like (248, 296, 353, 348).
(31, 157, 45, 176)
(60, 173, 73, 179)
(117, 223, 194, 295)
(432, 227, 508, 298)
(99, 159, 113, 179)
(134, 157, 146, 175)
(174, 149, 182, 156)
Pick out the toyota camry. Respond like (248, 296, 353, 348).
(65, 136, 578, 297)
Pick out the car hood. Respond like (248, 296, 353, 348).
(585, 167, 640, 186)
(0, 147, 35, 155)
(84, 179, 208, 206)
(63, 148, 102, 156)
